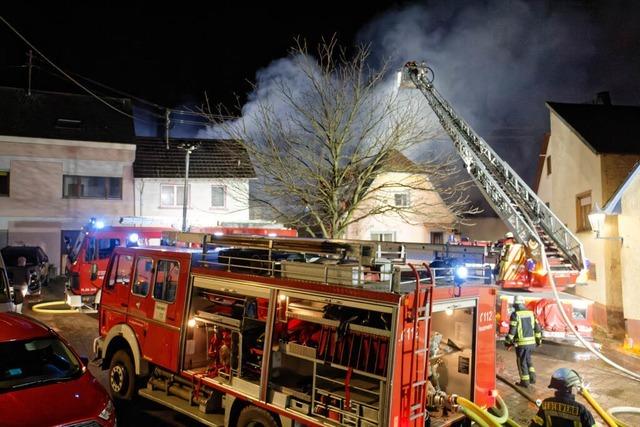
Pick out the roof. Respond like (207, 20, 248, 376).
(134, 138, 255, 179)
(546, 101, 640, 155)
(603, 161, 640, 214)
(0, 86, 135, 144)
(534, 133, 550, 192)
(0, 312, 53, 342)
(382, 150, 421, 173)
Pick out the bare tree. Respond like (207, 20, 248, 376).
(200, 39, 478, 238)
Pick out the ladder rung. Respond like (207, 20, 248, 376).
(412, 380, 427, 386)
(411, 404, 422, 411)
(417, 316, 429, 321)
(415, 348, 428, 354)
(410, 412, 424, 421)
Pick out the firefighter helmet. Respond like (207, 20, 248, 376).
(514, 295, 526, 305)
(505, 232, 514, 239)
(548, 368, 583, 390)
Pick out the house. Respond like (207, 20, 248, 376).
(536, 97, 640, 337)
(603, 163, 640, 348)
(344, 151, 458, 244)
(0, 87, 136, 272)
(133, 138, 255, 229)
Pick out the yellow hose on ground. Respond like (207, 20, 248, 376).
(608, 407, 640, 427)
(504, 418, 521, 427)
(579, 388, 618, 427)
(487, 395, 509, 425)
(31, 300, 80, 314)
(456, 396, 506, 427)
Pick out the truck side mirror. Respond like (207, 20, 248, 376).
(90, 263, 98, 281)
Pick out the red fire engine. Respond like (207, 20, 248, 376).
(94, 233, 497, 427)
(65, 219, 167, 311)
(65, 219, 297, 311)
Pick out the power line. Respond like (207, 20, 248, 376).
(0, 14, 138, 121)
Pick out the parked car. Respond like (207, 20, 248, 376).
(0, 312, 116, 427)
(1, 245, 51, 297)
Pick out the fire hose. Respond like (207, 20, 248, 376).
(608, 407, 640, 427)
(541, 248, 640, 382)
(454, 394, 521, 427)
(31, 300, 81, 313)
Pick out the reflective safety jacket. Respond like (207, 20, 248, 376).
(530, 393, 596, 427)
(505, 307, 542, 347)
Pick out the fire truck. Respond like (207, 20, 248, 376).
(65, 218, 297, 312)
(65, 218, 168, 311)
(94, 232, 497, 427)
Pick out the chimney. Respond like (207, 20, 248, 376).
(595, 91, 611, 106)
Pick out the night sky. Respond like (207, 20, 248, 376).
(2, 1, 639, 187)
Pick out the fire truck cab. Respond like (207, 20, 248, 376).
(65, 219, 166, 310)
(94, 233, 497, 427)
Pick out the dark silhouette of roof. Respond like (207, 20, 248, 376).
(134, 138, 255, 179)
(546, 101, 640, 154)
(0, 86, 134, 143)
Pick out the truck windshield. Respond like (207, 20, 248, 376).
(68, 233, 85, 263)
(0, 337, 83, 391)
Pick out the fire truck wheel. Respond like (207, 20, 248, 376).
(237, 405, 278, 427)
(109, 350, 135, 400)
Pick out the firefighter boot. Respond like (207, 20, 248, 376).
(515, 380, 530, 388)
(529, 367, 536, 384)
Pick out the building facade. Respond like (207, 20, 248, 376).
(536, 100, 640, 337)
(0, 87, 136, 272)
(133, 138, 255, 230)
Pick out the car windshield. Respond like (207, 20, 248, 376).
(0, 248, 39, 267)
(0, 337, 82, 392)
(68, 234, 85, 263)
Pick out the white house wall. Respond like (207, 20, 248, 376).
(134, 178, 250, 228)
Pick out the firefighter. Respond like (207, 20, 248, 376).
(505, 294, 542, 387)
(530, 368, 596, 427)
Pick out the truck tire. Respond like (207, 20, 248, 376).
(109, 350, 136, 400)
(237, 405, 278, 427)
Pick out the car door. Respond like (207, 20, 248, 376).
(142, 256, 189, 371)
(126, 256, 155, 353)
(99, 253, 134, 337)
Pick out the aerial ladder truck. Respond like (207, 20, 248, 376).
(399, 61, 588, 292)
(399, 62, 593, 341)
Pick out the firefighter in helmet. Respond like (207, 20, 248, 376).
(505, 294, 542, 387)
(530, 368, 596, 426)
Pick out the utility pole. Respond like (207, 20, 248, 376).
(178, 143, 199, 232)
(26, 49, 33, 96)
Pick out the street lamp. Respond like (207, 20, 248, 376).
(588, 203, 622, 241)
(178, 142, 199, 232)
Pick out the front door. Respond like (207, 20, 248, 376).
(129, 255, 188, 372)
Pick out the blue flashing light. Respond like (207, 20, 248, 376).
(95, 220, 105, 229)
(129, 233, 139, 244)
(455, 266, 468, 280)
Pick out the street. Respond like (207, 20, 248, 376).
(22, 278, 640, 427)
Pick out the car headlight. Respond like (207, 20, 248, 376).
(98, 399, 115, 421)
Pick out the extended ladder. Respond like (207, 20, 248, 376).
(400, 62, 587, 286)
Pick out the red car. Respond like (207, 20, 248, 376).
(0, 312, 116, 427)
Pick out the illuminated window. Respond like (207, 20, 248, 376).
(160, 184, 189, 208)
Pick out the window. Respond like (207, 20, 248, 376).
(160, 184, 188, 208)
(546, 156, 552, 175)
(153, 260, 179, 303)
(132, 257, 153, 296)
(63, 175, 122, 199)
(107, 254, 133, 289)
(0, 171, 8, 196)
(211, 185, 226, 208)
(430, 232, 444, 244)
(394, 191, 410, 207)
(576, 191, 592, 232)
(371, 232, 395, 242)
(85, 238, 121, 261)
